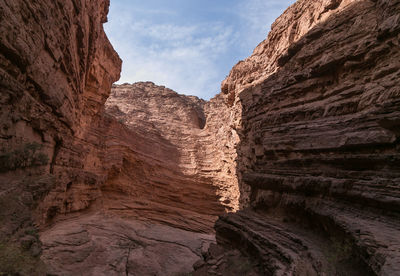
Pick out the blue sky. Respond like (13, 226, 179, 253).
(105, 0, 296, 100)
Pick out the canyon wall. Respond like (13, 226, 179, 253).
(1, 0, 400, 275)
(0, 1, 232, 274)
(205, 0, 400, 275)
(0, 0, 121, 273)
(0, 0, 121, 222)
(39, 80, 241, 275)
(100, 82, 229, 233)
(0, 1, 236, 274)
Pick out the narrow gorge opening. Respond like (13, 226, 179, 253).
(0, 0, 399, 275)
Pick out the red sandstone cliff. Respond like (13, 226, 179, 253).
(0, 0, 121, 273)
(0, 1, 234, 273)
(1, 0, 400, 275)
(0, 0, 121, 219)
(200, 0, 400, 275)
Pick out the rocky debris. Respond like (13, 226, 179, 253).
(209, 0, 400, 275)
(41, 213, 215, 275)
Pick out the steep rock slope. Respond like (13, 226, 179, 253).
(39, 82, 237, 274)
(1, 0, 400, 275)
(0, 0, 121, 221)
(105, 82, 240, 214)
(0, 0, 120, 273)
(100, 82, 226, 233)
(222, 0, 357, 104)
(208, 0, 400, 275)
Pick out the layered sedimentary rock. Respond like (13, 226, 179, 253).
(105, 82, 239, 212)
(0, 0, 121, 221)
(41, 214, 215, 275)
(39, 82, 241, 273)
(1, 0, 237, 273)
(100, 82, 229, 233)
(2, 0, 400, 275)
(210, 0, 400, 275)
(0, 0, 121, 273)
(38, 79, 241, 274)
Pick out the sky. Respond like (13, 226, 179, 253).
(104, 0, 296, 100)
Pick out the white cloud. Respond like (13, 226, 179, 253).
(104, 0, 296, 99)
(236, 0, 296, 54)
(106, 18, 235, 99)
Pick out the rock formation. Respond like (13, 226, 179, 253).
(38, 79, 244, 274)
(206, 0, 400, 275)
(41, 214, 215, 275)
(100, 82, 228, 233)
(0, 0, 236, 274)
(1, 0, 400, 275)
(0, 0, 120, 273)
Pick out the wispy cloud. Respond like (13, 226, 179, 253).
(236, 0, 296, 53)
(106, 18, 235, 99)
(105, 0, 295, 99)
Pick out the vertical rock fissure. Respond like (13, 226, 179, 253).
(125, 245, 132, 276)
(49, 138, 61, 174)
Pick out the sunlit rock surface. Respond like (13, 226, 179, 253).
(1, 0, 400, 275)
(205, 0, 400, 275)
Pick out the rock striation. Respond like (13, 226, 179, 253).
(38, 82, 241, 273)
(0, 0, 121, 222)
(1, 0, 400, 275)
(0, 0, 120, 273)
(210, 0, 400, 275)
(0, 0, 237, 273)
(100, 82, 229, 233)
(105, 82, 240, 212)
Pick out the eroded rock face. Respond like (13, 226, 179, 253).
(104, 82, 240, 215)
(221, 0, 360, 104)
(0, 0, 120, 274)
(1, 0, 400, 275)
(100, 82, 227, 233)
(211, 0, 400, 275)
(0, 0, 121, 222)
(38, 82, 240, 273)
(41, 214, 214, 275)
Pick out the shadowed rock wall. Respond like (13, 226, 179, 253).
(0, 0, 122, 274)
(1, 0, 400, 275)
(0, 0, 121, 223)
(209, 0, 400, 275)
